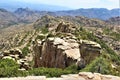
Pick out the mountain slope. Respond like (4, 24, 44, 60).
(14, 8, 56, 23)
(0, 8, 18, 28)
(0, 15, 120, 77)
(55, 8, 120, 20)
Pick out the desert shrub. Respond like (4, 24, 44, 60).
(110, 32, 120, 41)
(36, 35, 45, 40)
(21, 47, 30, 57)
(28, 67, 75, 77)
(74, 27, 120, 76)
(65, 64, 79, 73)
(76, 27, 120, 65)
(80, 57, 113, 74)
(103, 27, 111, 35)
(41, 27, 49, 34)
(0, 59, 28, 77)
(18, 33, 28, 46)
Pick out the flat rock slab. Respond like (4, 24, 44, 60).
(0, 72, 120, 80)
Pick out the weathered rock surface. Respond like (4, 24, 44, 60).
(33, 36, 101, 69)
(1, 49, 30, 70)
(56, 22, 76, 33)
(80, 40, 101, 65)
(33, 37, 80, 68)
(0, 72, 120, 80)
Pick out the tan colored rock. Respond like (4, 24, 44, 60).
(3, 49, 23, 58)
(3, 50, 10, 56)
(2, 56, 15, 61)
(33, 36, 101, 69)
(79, 72, 94, 79)
(33, 37, 80, 68)
(80, 40, 101, 65)
(93, 73, 102, 80)
(101, 75, 120, 80)
(0, 72, 119, 80)
(61, 74, 86, 80)
(56, 22, 70, 33)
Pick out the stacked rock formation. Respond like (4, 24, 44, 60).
(0, 49, 30, 70)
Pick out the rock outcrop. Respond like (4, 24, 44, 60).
(1, 49, 30, 70)
(80, 40, 101, 65)
(33, 37, 80, 68)
(56, 22, 76, 33)
(0, 72, 120, 80)
(33, 36, 101, 69)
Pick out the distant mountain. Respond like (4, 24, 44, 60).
(14, 8, 56, 22)
(0, 8, 18, 28)
(0, 1, 71, 11)
(14, 8, 120, 22)
(55, 8, 120, 20)
(0, 8, 119, 28)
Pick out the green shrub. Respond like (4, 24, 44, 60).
(21, 47, 30, 57)
(80, 57, 113, 74)
(28, 67, 75, 77)
(103, 27, 111, 35)
(41, 27, 49, 34)
(18, 33, 28, 46)
(36, 35, 45, 40)
(0, 59, 28, 77)
(65, 64, 79, 73)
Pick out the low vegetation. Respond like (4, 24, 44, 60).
(21, 46, 30, 57)
(0, 59, 78, 77)
(0, 59, 28, 77)
(74, 27, 120, 76)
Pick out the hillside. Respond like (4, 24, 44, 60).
(0, 8, 18, 28)
(14, 8, 56, 23)
(0, 15, 120, 78)
(106, 16, 120, 26)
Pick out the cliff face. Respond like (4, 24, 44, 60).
(33, 37, 80, 68)
(80, 40, 101, 65)
(33, 36, 101, 69)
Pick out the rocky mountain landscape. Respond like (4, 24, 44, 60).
(0, 8, 120, 28)
(0, 7, 120, 80)
(0, 8, 18, 28)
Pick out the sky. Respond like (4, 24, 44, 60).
(1, 0, 120, 9)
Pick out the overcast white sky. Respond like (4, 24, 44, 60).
(2, 0, 120, 9)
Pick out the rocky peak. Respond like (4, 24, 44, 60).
(0, 8, 8, 12)
(14, 8, 33, 14)
(56, 22, 76, 33)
